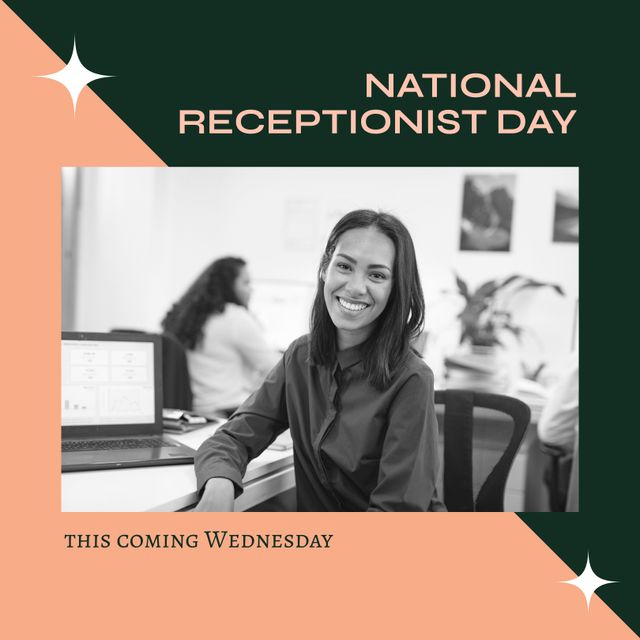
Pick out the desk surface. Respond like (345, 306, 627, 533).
(62, 394, 543, 513)
(61, 424, 294, 512)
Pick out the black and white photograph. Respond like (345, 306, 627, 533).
(459, 174, 516, 252)
(552, 189, 579, 243)
(61, 166, 579, 513)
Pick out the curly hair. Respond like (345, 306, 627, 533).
(310, 210, 425, 390)
(162, 257, 247, 350)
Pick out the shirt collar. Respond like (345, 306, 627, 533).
(336, 343, 364, 370)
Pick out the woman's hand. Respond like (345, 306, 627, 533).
(192, 477, 235, 512)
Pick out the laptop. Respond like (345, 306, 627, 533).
(62, 331, 196, 472)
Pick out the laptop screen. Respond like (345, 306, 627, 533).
(62, 333, 158, 428)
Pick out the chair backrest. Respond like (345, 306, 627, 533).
(160, 332, 193, 411)
(435, 390, 530, 512)
(565, 434, 579, 512)
(111, 329, 193, 411)
(539, 441, 574, 511)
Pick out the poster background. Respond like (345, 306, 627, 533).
(1, 3, 637, 638)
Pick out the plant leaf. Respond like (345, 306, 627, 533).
(502, 324, 524, 342)
(500, 274, 523, 288)
(454, 272, 469, 299)
(474, 279, 500, 300)
(510, 279, 565, 297)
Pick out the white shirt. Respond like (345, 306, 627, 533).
(537, 354, 579, 453)
(187, 304, 280, 416)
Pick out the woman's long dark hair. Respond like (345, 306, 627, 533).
(162, 257, 247, 350)
(310, 210, 425, 390)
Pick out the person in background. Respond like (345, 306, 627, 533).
(162, 257, 280, 418)
(538, 353, 579, 453)
(193, 210, 446, 512)
(537, 353, 579, 511)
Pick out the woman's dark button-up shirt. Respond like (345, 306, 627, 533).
(194, 335, 445, 511)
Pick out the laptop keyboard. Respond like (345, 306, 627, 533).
(62, 438, 178, 452)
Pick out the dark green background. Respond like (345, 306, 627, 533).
(6, 1, 636, 633)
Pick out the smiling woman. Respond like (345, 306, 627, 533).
(194, 210, 445, 512)
(311, 210, 426, 390)
(322, 227, 395, 350)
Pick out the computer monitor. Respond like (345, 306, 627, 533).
(61, 332, 163, 438)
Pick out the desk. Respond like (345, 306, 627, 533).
(61, 426, 295, 512)
(62, 401, 545, 512)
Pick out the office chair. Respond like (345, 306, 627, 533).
(435, 390, 530, 511)
(111, 329, 193, 411)
(160, 332, 193, 411)
(539, 441, 574, 511)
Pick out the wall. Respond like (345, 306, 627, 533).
(71, 167, 578, 373)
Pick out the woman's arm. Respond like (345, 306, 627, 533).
(367, 367, 444, 512)
(537, 356, 579, 454)
(194, 354, 289, 510)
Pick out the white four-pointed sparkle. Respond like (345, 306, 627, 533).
(561, 552, 617, 609)
(37, 38, 112, 113)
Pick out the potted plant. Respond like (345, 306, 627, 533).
(444, 273, 565, 390)
(453, 273, 565, 348)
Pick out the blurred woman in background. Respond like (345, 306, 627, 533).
(162, 257, 279, 418)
